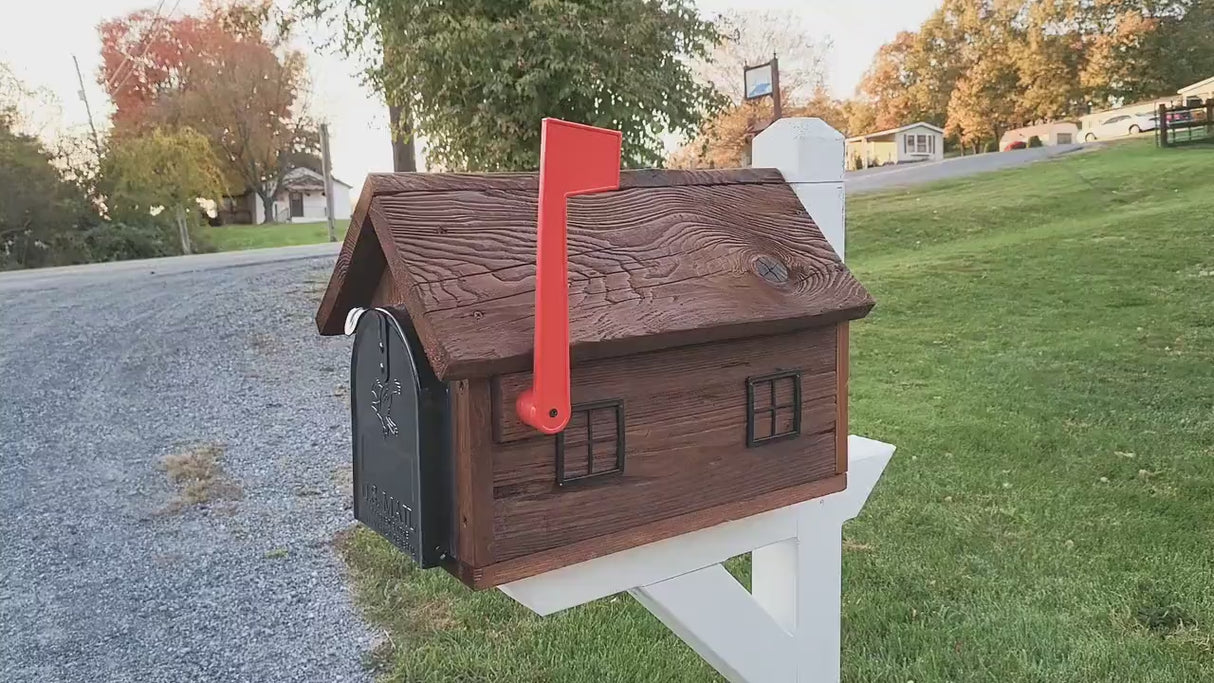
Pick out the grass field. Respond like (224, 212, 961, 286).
(199, 221, 346, 251)
(338, 140, 1214, 682)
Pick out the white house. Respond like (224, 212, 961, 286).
(1178, 75, 1214, 104)
(845, 122, 944, 170)
(255, 167, 353, 224)
(219, 167, 354, 225)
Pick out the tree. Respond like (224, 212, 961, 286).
(1, 62, 61, 138)
(856, 32, 923, 131)
(947, 56, 1020, 152)
(99, 1, 318, 223)
(0, 111, 97, 269)
(856, 0, 1214, 143)
(666, 10, 835, 169)
(1009, 0, 1086, 123)
(840, 99, 877, 138)
(668, 86, 848, 169)
(104, 128, 224, 254)
(301, 0, 725, 171)
(693, 9, 830, 103)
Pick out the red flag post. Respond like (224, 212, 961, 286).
(515, 119, 622, 434)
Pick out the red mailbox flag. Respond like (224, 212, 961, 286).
(515, 118, 622, 434)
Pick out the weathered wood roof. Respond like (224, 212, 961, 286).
(315, 168, 874, 380)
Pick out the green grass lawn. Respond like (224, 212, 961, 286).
(199, 220, 346, 251)
(338, 140, 1214, 682)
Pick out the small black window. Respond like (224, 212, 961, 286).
(746, 372, 802, 447)
(556, 400, 625, 486)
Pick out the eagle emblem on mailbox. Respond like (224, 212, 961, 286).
(370, 378, 402, 436)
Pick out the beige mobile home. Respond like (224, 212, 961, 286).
(846, 122, 944, 170)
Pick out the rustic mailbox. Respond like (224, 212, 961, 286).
(316, 119, 874, 590)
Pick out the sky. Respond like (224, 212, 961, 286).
(0, 0, 940, 198)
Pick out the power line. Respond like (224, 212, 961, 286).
(103, 0, 167, 91)
(105, 0, 183, 97)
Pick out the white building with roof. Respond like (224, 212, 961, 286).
(845, 122, 944, 170)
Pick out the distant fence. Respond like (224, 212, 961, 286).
(1156, 99, 1214, 147)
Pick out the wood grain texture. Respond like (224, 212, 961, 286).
(369, 269, 399, 307)
(487, 326, 840, 564)
(370, 182, 872, 379)
(315, 184, 381, 335)
(451, 379, 495, 567)
(493, 327, 836, 445)
(467, 474, 846, 589)
(364, 167, 785, 195)
(836, 323, 849, 475)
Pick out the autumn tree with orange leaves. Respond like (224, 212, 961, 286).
(99, 1, 317, 223)
(854, 0, 1214, 153)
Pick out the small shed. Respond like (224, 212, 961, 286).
(316, 160, 874, 589)
(1000, 121, 1079, 149)
(845, 122, 944, 170)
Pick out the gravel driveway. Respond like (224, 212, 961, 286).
(0, 255, 373, 682)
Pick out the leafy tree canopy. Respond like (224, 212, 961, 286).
(856, 0, 1214, 150)
(303, 0, 726, 171)
(0, 112, 97, 269)
(100, 1, 317, 221)
(103, 127, 225, 254)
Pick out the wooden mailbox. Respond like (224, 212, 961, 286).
(316, 120, 874, 590)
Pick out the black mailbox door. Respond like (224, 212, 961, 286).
(350, 309, 425, 562)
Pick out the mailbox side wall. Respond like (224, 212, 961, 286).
(474, 324, 847, 587)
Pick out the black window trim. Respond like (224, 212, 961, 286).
(556, 399, 625, 486)
(746, 371, 803, 447)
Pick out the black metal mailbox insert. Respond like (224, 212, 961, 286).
(350, 308, 453, 568)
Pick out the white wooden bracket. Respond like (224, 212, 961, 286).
(501, 436, 894, 682)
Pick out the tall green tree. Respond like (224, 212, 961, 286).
(0, 112, 97, 270)
(104, 128, 224, 255)
(302, 0, 725, 171)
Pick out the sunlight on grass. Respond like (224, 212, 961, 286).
(338, 141, 1214, 682)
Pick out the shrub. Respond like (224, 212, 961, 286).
(77, 221, 179, 263)
(983, 140, 999, 153)
(1027, 135, 1044, 148)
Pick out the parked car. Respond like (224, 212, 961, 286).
(1003, 140, 1027, 151)
(1082, 113, 1158, 141)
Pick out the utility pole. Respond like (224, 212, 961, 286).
(72, 55, 102, 154)
(770, 54, 782, 122)
(320, 123, 338, 242)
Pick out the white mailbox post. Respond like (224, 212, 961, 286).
(500, 119, 892, 683)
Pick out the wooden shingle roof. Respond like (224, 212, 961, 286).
(315, 168, 873, 380)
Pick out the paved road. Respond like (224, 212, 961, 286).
(845, 143, 1086, 194)
(0, 255, 372, 682)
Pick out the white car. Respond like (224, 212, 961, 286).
(1083, 113, 1158, 141)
